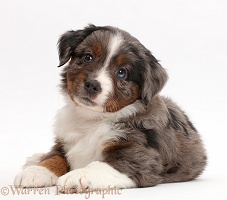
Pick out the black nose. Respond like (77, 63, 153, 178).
(84, 80, 102, 95)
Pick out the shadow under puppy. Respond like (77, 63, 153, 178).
(14, 24, 207, 192)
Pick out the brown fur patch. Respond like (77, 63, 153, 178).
(115, 54, 128, 66)
(67, 72, 86, 96)
(92, 43, 102, 57)
(103, 141, 132, 155)
(104, 84, 140, 112)
(67, 79, 74, 94)
(39, 156, 68, 177)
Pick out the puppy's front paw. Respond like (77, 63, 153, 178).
(57, 169, 91, 193)
(57, 161, 135, 193)
(14, 166, 58, 188)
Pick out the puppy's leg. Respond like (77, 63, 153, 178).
(14, 140, 69, 188)
(103, 141, 164, 187)
(57, 141, 163, 193)
(162, 135, 207, 183)
(161, 106, 207, 183)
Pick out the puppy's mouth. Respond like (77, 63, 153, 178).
(79, 96, 97, 106)
(73, 89, 101, 108)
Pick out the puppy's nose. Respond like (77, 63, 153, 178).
(84, 80, 102, 94)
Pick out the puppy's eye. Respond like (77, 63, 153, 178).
(83, 53, 93, 63)
(116, 67, 127, 79)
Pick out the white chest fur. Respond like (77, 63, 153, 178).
(54, 103, 124, 170)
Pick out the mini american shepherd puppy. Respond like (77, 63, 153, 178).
(14, 25, 207, 192)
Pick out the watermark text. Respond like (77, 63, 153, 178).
(0, 185, 122, 199)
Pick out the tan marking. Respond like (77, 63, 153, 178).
(115, 54, 128, 66)
(104, 84, 140, 112)
(67, 79, 74, 94)
(92, 42, 102, 56)
(39, 156, 68, 177)
(103, 141, 132, 162)
(67, 72, 86, 95)
(73, 72, 86, 86)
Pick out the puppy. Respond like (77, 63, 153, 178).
(14, 24, 207, 192)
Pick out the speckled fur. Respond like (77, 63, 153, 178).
(15, 24, 207, 189)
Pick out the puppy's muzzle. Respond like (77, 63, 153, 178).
(84, 80, 102, 99)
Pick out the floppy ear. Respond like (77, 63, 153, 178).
(141, 52, 168, 104)
(58, 30, 79, 67)
(58, 24, 108, 67)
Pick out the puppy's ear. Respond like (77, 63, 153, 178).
(58, 30, 79, 67)
(141, 52, 168, 104)
(58, 24, 106, 67)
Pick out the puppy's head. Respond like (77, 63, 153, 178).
(58, 24, 168, 112)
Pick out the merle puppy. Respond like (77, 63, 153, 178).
(14, 25, 207, 192)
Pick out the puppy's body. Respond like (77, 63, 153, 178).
(14, 25, 206, 191)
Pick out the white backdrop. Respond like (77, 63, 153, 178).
(0, 0, 227, 199)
